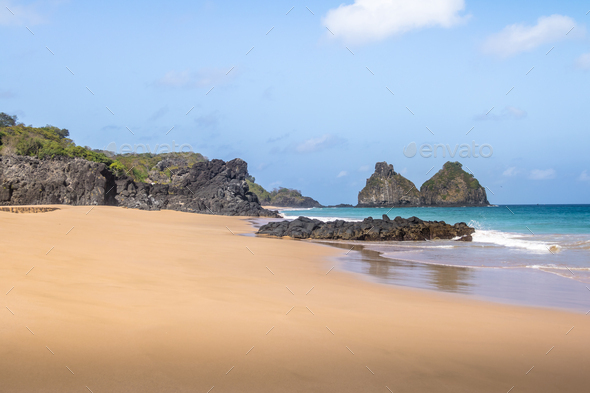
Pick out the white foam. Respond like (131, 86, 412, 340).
(282, 215, 362, 222)
(472, 229, 561, 253)
(526, 264, 590, 271)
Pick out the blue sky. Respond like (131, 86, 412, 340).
(1, 0, 590, 205)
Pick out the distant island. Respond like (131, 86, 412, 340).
(357, 161, 489, 207)
(245, 178, 323, 208)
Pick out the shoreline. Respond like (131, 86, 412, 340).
(2, 206, 589, 392)
(248, 224, 590, 313)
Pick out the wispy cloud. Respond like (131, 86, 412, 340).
(148, 106, 169, 121)
(0, 90, 16, 99)
(0, 1, 51, 26)
(358, 165, 370, 172)
(155, 67, 235, 89)
(195, 111, 221, 129)
(267, 132, 290, 143)
(294, 134, 346, 154)
(476, 106, 527, 121)
(337, 171, 348, 178)
(529, 168, 556, 180)
(503, 167, 520, 177)
(322, 0, 467, 45)
(579, 170, 590, 181)
(575, 53, 590, 70)
(483, 15, 583, 58)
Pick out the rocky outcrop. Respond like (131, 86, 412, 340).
(357, 162, 420, 207)
(257, 215, 474, 241)
(266, 192, 323, 208)
(420, 162, 488, 206)
(0, 155, 278, 217)
(115, 158, 277, 216)
(0, 155, 117, 206)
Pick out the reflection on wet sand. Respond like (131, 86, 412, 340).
(248, 218, 589, 311)
(322, 241, 474, 293)
(318, 241, 589, 312)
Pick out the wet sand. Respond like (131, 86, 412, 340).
(325, 242, 590, 312)
(1, 206, 589, 392)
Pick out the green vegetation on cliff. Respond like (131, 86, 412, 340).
(0, 114, 113, 165)
(419, 161, 488, 206)
(0, 112, 207, 182)
(112, 152, 207, 183)
(246, 179, 272, 203)
(421, 161, 480, 191)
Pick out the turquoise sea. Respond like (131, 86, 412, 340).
(275, 205, 590, 311)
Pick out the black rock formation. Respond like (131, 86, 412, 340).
(0, 155, 278, 217)
(257, 215, 474, 241)
(0, 155, 117, 206)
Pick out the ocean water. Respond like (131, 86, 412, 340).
(277, 205, 590, 310)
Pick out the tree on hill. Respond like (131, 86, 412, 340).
(0, 112, 17, 127)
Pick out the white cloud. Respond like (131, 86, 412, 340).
(337, 171, 348, 178)
(483, 15, 583, 58)
(322, 0, 467, 45)
(529, 169, 556, 180)
(503, 167, 520, 177)
(505, 106, 527, 119)
(0, 1, 49, 26)
(294, 134, 346, 153)
(399, 167, 408, 175)
(575, 53, 590, 70)
(579, 170, 590, 181)
(155, 68, 234, 89)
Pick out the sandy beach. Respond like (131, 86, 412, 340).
(1, 206, 589, 392)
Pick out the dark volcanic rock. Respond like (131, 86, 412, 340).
(358, 162, 420, 207)
(257, 215, 474, 241)
(0, 155, 117, 206)
(420, 161, 489, 206)
(115, 158, 278, 216)
(0, 155, 278, 217)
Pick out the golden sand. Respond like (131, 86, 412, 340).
(1, 206, 588, 392)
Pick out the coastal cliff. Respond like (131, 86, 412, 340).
(357, 162, 420, 207)
(0, 155, 117, 206)
(0, 155, 278, 217)
(420, 162, 489, 206)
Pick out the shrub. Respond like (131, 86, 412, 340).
(109, 160, 126, 176)
(38, 140, 66, 159)
(16, 137, 44, 156)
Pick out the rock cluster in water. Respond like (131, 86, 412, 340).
(257, 215, 474, 241)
